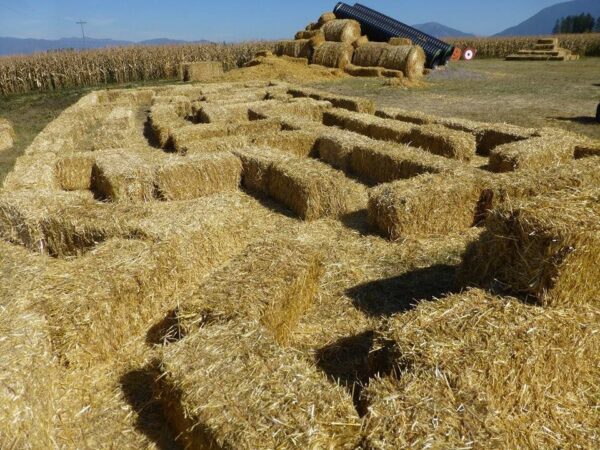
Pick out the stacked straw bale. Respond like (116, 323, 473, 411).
(174, 236, 323, 344)
(288, 87, 375, 113)
(3, 153, 60, 191)
(312, 41, 355, 69)
(154, 152, 242, 201)
(158, 320, 362, 449)
(55, 152, 95, 191)
(321, 19, 362, 43)
(363, 289, 600, 448)
(460, 189, 600, 307)
(149, 103, 187, 148)
(0, 117, 15, 151)
(248, 97, 332, 122)
(275, 39, 314, 59)
(475, 123, 539, 155)
(91, 107, 137, 151)
(376, 107, 436, 125)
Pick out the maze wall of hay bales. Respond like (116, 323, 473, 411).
(1, 80, 599, 448)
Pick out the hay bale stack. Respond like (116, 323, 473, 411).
(475, 123, 539, 155)
(352, 35, 370, 48)
(376, 107, 436, 125)
(158, 320, 362, 449)
(294, 29, 324, 40)
(389, 37, 413, 46)
(409, 124, 476, 161)
(154, 152, 242, 201)
(489, 134, 579, 172)
(91, 149, 156, 202)
(353, 42, 389, 67)
(362, 289, 600, 448)
(368, 171, 491, 239)
(248, 98, 332, 122)
(0, 117, 15, 151)
(92, 107, 137, 150)
(149, 104, 185, 148)
(275, 39, 313, 59)
(180, 61, 224, 82)
(168, 119, 282, 154)
(174, 237, 322, 344)
(288, 87, 375, 113)
(344, 64, 383, 77)
(55, 153, 95, 191)
(318, 11, 337, 27)
(321, 19, 362, 43)
(353, 43, 426, 79)
(312, 41, 354, 69)
(460, 189, 600, 307)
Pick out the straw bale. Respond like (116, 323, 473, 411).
(389, 37, 413, 46)
(294, 29, 324, 40)
(91, 149, 155, 202)
(316, 129, 373, 172)
(158, 320, 361, 450)
(489, 134, 578, 172)
(55, 152, 95, 191)
(435, 116, 482, 133)
(168, 119, 281, 154)
(368, 171, 491, 239)
(352, 42, 389, 68)
(92, 107, 137, 150)
(180, 61, 224, 82)
(95, 89, 154, 106)
(318, 11, 337, 26)
(344, 64, 383, 77)
(275, 39, 313, 59)
(409, 124, 476, 161)
(460, 189, 600, 307)
(352, 35, 370, 48)
(323, 109, 414, 144)
(197, 102, 252, 124)
(353, 43, 425, 79)
(322, 19, 361, 43)
(0, 117, 15, 151)
(376, 107, 436, 125)
(475, 123, 539, 155)
(152, 95, 193, 117)
(178, 135, 250, 155)
(312, 41, 354, 69)
(175, 236, 322, 344)
(155, 152, 242, 201)
(2, 152, 60, 191)
(149, 103, 185, 148)
(234, 147, 291, 194)
(288, 87, 375, 113)
(248, 98, 332, 122)
(363, 289, 600, 448)
(252, 129, 320, 157)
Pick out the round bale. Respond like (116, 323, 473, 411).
(312, 42, 354, 69)
(322, 19, 362, 43)
(352, 42, 389, 67)
(318, 12, 337, 26)
(380, 45, 426, 79)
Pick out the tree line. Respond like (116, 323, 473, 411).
(552, 14, 600, 34)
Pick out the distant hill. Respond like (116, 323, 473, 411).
(495, 0, 600, 36)
(412, 22, 474, 38)
(0, 36, 212, 56)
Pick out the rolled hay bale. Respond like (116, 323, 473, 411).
(312, 41, 354, 69)
(321, 19, 362, 43)
(362, 289, 600, 449)
(91, 149, 156, 202)
(459, 189, 600, 307)
(274, 39, 313, 59)
(368, 171, 491, 239)
(180, 61, 224, 82)
(158, 320, 362, 450)
(168, 119, 281, 154)
(380, 45, 426, 79)
(0, 117, 15, 152)
(288, 87, 375, 113)
(352, 35, 370, 48)
(376, 107, 436, 125)
(488, 134, 578, 172)
(409, 124, 476, 161)
(294, 29, 324, 40)
(55, 153, 95, 191)
(318, 11, 337, 26)
(154, 152, 242, 201)
(389, 37, 413, 46)
(174, 236, 323, 344)
(248, 98, 332, 122)
(344, 64, 383, 77)
(309, 32, 326, 49)
(475, 123, 539, 156)
(353, 42, 389, 67)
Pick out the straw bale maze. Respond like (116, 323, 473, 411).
(1, 81, 599, 448)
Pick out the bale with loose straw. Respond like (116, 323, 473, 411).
(180, 61, 224, 82)
(274, 39, 313, 59)
(409, 124, 476, 161)
(475, 123, 539, 155)
(174, 236, 323, 344)
(389, 37, 412, 45)
(379, 44, 426, 79)
(321, 19, 362, 43)
(312, 41, 354, 69)
(344, 64, 383, 77)
(55, 152, 95, 191)
(489, 134, 579, 172)
(0, 117, 15, 151)
(362, 289, 600, 449)
(459, 189, 600, 307)
(318, 11, 337, 26)
(168, 119, 281, 153)
(91, 149, 155, 202)
(158, 319, 362, 450)
(154, 152, 242, 201)
(288, 87, 375, 113)
(368, 171, 491, 239)
(248, 98, 332, 122)
(376, 107, 436, 125)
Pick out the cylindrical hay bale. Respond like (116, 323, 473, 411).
(318, 12, 337, 27)
(389, 37, 412, 46)
(309, 33, 326, 49)
(321, 19, 362, 43)
(295, 29, 324, 40)
(353, 42, 389, 67)
(305, 22, 318, 31)
(275, 40, 313, 59)
(380, 45, 426, 79)
(312, 42, 354, 69)
(352, 35, 370, 48)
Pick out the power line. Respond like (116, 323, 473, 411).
(76, 20, 88, 47)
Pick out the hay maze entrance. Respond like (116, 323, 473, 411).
(1, 80, 599, 448)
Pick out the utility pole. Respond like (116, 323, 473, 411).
(76, 20, 88, 48)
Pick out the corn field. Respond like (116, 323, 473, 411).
(0, 42, 277, 96)
(446, 33, 600, 58)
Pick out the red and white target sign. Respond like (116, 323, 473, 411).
(462, 48, 476, 61)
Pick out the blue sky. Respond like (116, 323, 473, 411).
(0, 0, 567, 41)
